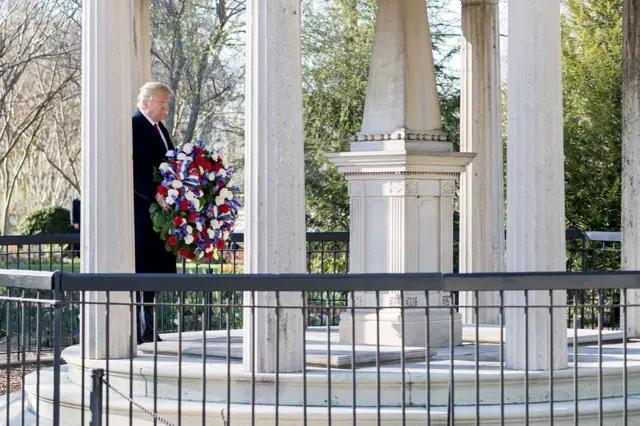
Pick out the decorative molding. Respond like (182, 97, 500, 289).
(345, 171, 460, 178)
(348, 181, 364, 196)
(461, 0, 497, 5)
(440, 181, 456, 196)
(351, 130, 450, 143)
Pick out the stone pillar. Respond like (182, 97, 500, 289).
(131, 0, 151, 106)
(243, 0, 305, 373)
(622, 0, 640, 337)
(458, 0, 504, 325)
(328, 0, 475, 349)
(505, 0, 567, 371)
(81, 0, 136, 360)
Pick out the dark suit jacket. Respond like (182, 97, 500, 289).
(71, 198, 81, 227)
(132, 109, 177, 274)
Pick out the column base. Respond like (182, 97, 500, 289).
(339, 308, 462, 348)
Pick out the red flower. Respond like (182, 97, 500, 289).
(157, 186, 167, 196)
(186, 251, 196, 260)
(180, 200, 190, 211)
(218, 204, 230, 214)
(205, 251, 213, 259)
(216, 239, 225, 250)
(188, 212, 197, 222)
(168, 236, 177, 246)
(213, 163, 221, 173)
(194, 147, 205, 156)
(173, 217, 184, 226)
(201, 230, 208, 239)
(178, 248, 188, 257)
(194, 156, 206, 167)
(202, 161, 212, 171)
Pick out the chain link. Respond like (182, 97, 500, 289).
(100, 377, 176, 426)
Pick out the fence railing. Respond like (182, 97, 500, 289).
(0, 229, 626, 356)
(1, 270, 640, 425)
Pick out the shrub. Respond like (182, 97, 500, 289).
(20, 206, 74, 235)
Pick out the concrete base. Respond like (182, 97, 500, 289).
(339, 309, 463, 348)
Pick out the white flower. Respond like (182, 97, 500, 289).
(168, 189, 179, 198)
(208, 172, 216, 180)
(159, 163, 171, 172)
(184, 234, 194, 245)
(207, 229, 215, 239)
(166, 150, 176, 158)
(193, 199, 201, 211)
(171, 180, 183, 189)
(177, 153, 187, 161)
(205, 244, 214, 253)
(215, 196, 225, 206)
(186, 225, 193, 234)
(210, 219, 221, 229)
(182, 143, 194, 154)
(222, 231, 230, 240)
(198, 250, 205, 259)
(166, 196, 175, 205)
(219, 188, 231, 199)
(218, 167, 227, 176)
(185, 191, 196, 201)
(199, 166, 204, 174)
(196, 222, 203, 232)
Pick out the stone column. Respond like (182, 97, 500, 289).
(81, 0, 136, 360)
(505, 0, 567, 370)
(458, 0, 504, 325)
(328, 0, 475, 349)
(243, 0, 305, 373)
(622, 0, 640, 337)
(131, 0, 151, 105)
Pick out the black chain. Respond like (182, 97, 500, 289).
(100, 378, 176, 426)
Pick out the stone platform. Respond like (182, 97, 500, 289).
(11, 327, 640, 425)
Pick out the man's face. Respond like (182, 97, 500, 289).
(143, 92, 170, 122)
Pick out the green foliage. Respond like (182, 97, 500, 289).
(19, 206, 74, 235)
(301, 0, 461, 231)
(562, 0, 623, 231)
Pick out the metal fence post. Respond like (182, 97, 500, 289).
(52, 271, 63, 426)
(90, 368, 104, 426)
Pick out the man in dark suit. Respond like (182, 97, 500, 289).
(70, 198, 81, 257)
(132, 82, 177, 344)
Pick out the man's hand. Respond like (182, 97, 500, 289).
(156, 193, 169, 210)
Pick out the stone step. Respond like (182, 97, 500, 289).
(60, 344, 640, 407)
(22, 371, 640, 426)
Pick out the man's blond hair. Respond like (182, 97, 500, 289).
(137, 82, 173, 105)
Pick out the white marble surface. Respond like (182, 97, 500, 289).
(458, 0, 504, 325)
(243, 0, 306, 373)
(505, 0, 567, 371)
(622, 0, 640, 339)
(81, 0, 136, 360)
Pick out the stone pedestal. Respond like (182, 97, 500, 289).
(81, 0, 137, 360)
(622, 0, 640, 338)
(242, 0, 305, 374)
(329, 152, 474, 348)
(505, 0, 567, 371)
(458, 0, 504, 325)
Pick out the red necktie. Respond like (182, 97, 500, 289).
(154, 123, 162, 138)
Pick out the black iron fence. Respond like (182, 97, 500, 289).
(1, 270, 640, 425)
(0, 229, 626, 357)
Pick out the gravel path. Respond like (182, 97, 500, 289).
(0, 364, 39, 396)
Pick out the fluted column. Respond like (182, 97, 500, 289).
(131, 0, 151, 106)
(243, 0, 305, 373)
(505, 0, 567, 371)
(81, 0, 136, 359)
(622, 0, 640, 337)
(459, 0, 504, 325)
